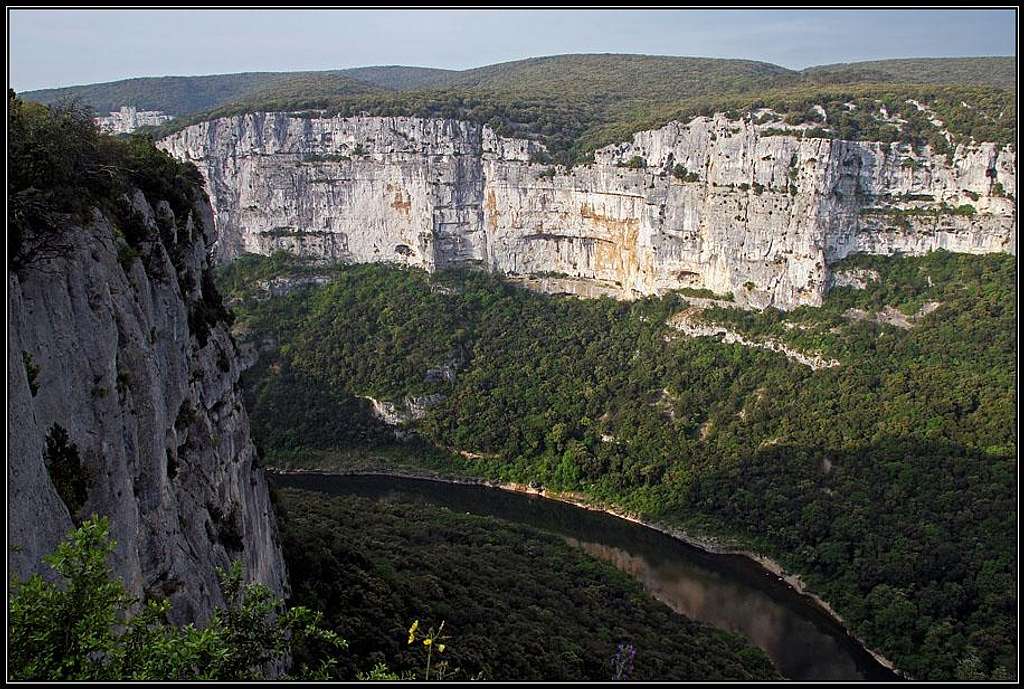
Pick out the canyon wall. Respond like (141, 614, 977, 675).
(160, 113, 1015, 309)
(8, 188, 287, 624)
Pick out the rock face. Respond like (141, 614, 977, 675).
(7, 189, 287, 624)
(667, 308, 841, 371)
(159, 113, 1015, 309)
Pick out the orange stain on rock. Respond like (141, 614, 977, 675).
(391, 189, 412, 215)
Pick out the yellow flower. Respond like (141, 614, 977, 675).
(437, 644, 446, 654)
(423, 638, 432, 647)
(407, 620, 419, 644)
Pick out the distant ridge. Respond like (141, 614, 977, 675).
(802, 56, 1015, 89)
(21, 54, 1014, 117)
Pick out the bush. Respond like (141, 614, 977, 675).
(671, 164, 700, 182)
(43, 424, 88, 519)
(22, 351, 40, 395)
(8, 517, 347, 681)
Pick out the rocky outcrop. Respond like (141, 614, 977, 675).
(829, 267, 880, 290)
(843, 301, 943, 330)
(159, 113, 1015, 310)
(7, 189, 287, 624)
(668, 308, 841, 370)
(362, 394, 447, 439)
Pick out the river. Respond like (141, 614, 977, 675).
(271, 471, 898, 681)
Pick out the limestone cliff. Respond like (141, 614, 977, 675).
(159, 113, 1015, 309)
(7, 188, 287, 624)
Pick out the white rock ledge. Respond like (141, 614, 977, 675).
(159, 113, 1015, 311)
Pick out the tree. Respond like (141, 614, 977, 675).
(43, 424, 88, 519)
(8, 516, 347, 681)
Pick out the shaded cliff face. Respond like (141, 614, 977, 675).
(7, 188, 286, 624)
(159, 113, 1015, 309)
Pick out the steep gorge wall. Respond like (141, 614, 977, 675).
(8, 189, 287, 624)
(160, 113, 1015, 309)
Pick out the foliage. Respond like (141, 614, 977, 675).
(7, 91, 205, 272)
(25, 55, 1014, 122)
(671, 164, 700, 182)
(229, 250, 1016, 680)
(406, 619, 454, 680)
(43, 424, 88, 519)
(276, 489, 779, 680)
(22, 351, 40, 395)
(672, 287, 733, 301)
(7, 517, 347, 681)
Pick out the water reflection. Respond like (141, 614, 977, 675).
(272, 472, 896, 681)
(566, 539, 864, 681)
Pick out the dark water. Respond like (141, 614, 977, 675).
(272, 472, 898, 682)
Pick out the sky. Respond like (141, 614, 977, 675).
(7, 8, 1018, 92)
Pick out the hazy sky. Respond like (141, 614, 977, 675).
(8, 8, 1017, 92)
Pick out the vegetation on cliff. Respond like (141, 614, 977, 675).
(223, 250, 1016, 680)
(8, 517, 346, 681)
(8, 91, 233, 346)
(7, 91, 205, 272)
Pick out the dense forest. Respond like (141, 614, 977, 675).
(275, 488, 780, 680)
(221, 249, 1017, 681)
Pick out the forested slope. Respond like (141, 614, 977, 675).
(221, 250, 1017, 680)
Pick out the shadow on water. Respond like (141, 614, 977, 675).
(271, 472, 899, 682)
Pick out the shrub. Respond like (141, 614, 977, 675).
(22, 351, 40, 396)
(117, 242, 140, 272)
(672, 164, 700, 182)
(7, 517, 347, 681)
(43, 424, 88, 518)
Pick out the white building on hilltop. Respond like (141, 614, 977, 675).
(95, 106, 174, 134)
